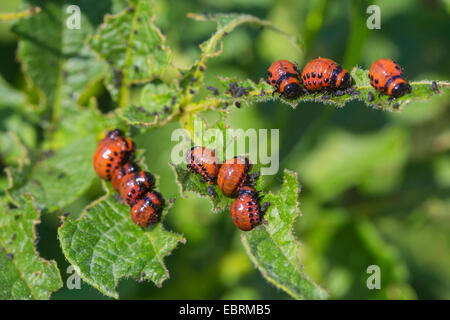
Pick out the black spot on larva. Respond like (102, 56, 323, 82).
(318, 80, 322, 86)
(312, 72, 316, 78)
(313, 80, 316, 86)
(271, 79, 276, 84)
(375, 78, 379, 84)
(307, 73, 310, 79)
(324, 78, 329, 83)
(318, 72, 322, 78)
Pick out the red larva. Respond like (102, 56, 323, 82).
(301, 58, 351, 91)
(230, 186, 261, 231)
(93, 129, 135, 180)
(217, 156, 251, 197)
(186, 146, 220, 184)
(119, 171, 155, 206)
(369, 58, 411, 97)
(131, 191, 164, 227)
(267, 60, 301, 99)
(111, 162, 140, 191)
(93, 130, 167, 228)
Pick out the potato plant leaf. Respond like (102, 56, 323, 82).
(6, 136, 97, 212)
(0, 195, 62, 299)
(58, 182, 185, 299)
(212, 67, 450, 111)
(241, 170, 328, 300)
(120, 82, 181, 127)
(12, 0, 108, 119)
(88, 0, 171, 105)
(180, 12, 302, 98)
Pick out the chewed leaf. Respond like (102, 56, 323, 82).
(180, 12, 302, 98)
(58, 183, 185, 299)
(241, 170, 328, 300)
(89, 0, 171, 103)
(120, 83, 180, 127)
(212, 68, 450, 111)
(0, 195, 62, 299)
(12, 0, 108, 118)
(6, 136, 97, 212)
(170, 162, 233, 213)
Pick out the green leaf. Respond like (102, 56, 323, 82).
(181, 12, 302, 98)
(0, 6, 41, 21)
(0, 75, 26, 108)
(0, 195, 62, 299)
(58, 183, 185, 299)
(170, 162, 233, 214)
(241, 170, 328, 300)
(120, 82, 181, 127)
(12, 0, 108, 120)
(6, 136, 97, 212)
(211, 68, 450, 111)
(88, 0, 171, 106)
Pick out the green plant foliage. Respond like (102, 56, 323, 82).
(120, 82, 181, 127)
(89, 0, 171, 105)
(58, 182, 185, 299)
(12, 0, 108, 119)
(6, 136, 97, 212)
(171, 163, 233, 214)
(212, 68, 450, 111)
(241, 170, 328, 300)
(179, 12, 302, 98)
(0, 195, 62, 299)
(1, 0, 449, 300)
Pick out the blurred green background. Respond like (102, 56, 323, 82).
(1, 0, 449, 299)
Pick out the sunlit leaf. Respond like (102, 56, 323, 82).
(6, 136, 97, 212)
(0, 195, 62, 299)
(211, 68, 450, 111)
(241, 170, 328, 300)
(12, 0, 109, 119)
(58, 182, 185, 299)
(88, 0, 171, 105)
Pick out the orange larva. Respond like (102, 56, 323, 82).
(301, 57, 351, 91)
(230, 186, 261, 231)
(186, 146, 220, 184)
(369, 58, 411, 97)
(131, 191, 164, 227)
(93, 129, 135, 180)
(119, 171, 155, 206)
(217, 156, 251, 197)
